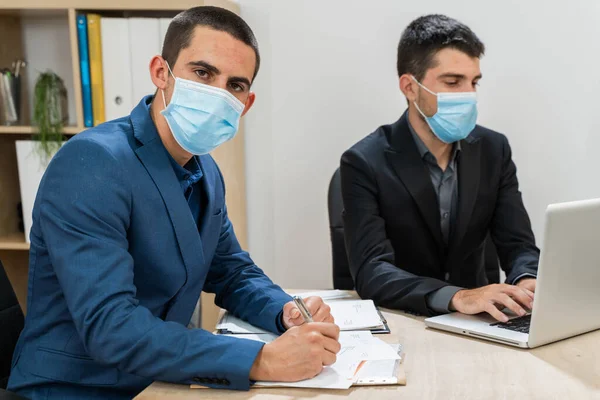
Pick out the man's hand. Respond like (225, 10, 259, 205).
(450, 284, 534, 322)
(516, 278, 536, 293)
(282, 296, 334, 329)
(249, 322, 341, 382)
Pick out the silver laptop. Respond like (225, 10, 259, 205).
(425, 198, 600, 348)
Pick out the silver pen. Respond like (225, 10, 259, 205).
(292, 296, 314, 323)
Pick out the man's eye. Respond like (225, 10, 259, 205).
(230, 83, 244, 93)
(195, 70, 209, 78)
(445, 81, 459, 87)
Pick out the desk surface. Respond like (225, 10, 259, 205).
(136, 293, 600, 400)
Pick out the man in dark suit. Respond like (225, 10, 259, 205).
(341, 14, 538, 321)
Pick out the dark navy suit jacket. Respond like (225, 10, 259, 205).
(8, 97, 291, 399)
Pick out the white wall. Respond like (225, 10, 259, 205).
(241, 0, 600, 289)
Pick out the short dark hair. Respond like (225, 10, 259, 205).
(397, 14, 485, 80)
(162, 6, 260, 81)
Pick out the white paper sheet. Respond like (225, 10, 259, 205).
(354, 344, 403, 385)
(222, 333, 279, 343)
(216, 313, 271, 334)
(291, 290, 353, 300)
(252, 331, 400, 389)
(328, 300, 384, 330)
(216, 299, 384, 334)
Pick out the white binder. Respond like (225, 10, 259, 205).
(100, 17, 134, 121)
(129, 18, 161, 103)
(159, 18, 172, 52)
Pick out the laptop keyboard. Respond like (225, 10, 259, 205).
(491, 314, 531, 334)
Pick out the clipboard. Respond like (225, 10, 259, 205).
(190, 345, 406, 389)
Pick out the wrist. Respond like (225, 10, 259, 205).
(249, 344, 272, 381)
(515, 277, 535, 285)
(449, 289, 465, 311)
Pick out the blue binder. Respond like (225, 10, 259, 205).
(77, 14, 94, 127)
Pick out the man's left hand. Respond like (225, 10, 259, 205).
(516, 278, 536, 294)
(282, 296, 335, 330)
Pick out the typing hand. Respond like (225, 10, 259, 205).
(450, 284, 534, 322)
(516, 278, 536, 293)
(282, 296, 334, 329)
(249, 322, 341, 382)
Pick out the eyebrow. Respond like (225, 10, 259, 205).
(187, 60, 220, 74)
(228, 76, 252, 88)
(438, 73, 483, 80)
(187, 60, 252, 88)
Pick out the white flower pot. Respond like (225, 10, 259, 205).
(15, 140, 63, 243)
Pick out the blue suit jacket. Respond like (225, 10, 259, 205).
(8, 97, 292, 399)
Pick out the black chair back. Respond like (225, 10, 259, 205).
(0, 260, 24, 390)
(328, 168, 354, 289)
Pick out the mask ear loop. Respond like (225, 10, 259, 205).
(411, 75, 437, 96)
(411, 75, 437, 120)
(161, 60, 176, 109)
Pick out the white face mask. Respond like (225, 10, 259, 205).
(160, 62, 245, 155)
(412, 76, 478, 143)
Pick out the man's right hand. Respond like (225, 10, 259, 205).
(450, 284, 534, 322)
(249, 322, 341, 382)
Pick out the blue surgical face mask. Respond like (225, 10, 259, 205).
(160, 62, 245, 155)
(411, 76, 478, 144)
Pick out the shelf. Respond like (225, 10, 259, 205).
(0, 233, 30, 251)
(0, 0, 237, 11)
(0, 125, 81, 135)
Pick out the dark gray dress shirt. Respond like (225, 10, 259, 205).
(407, 122, 464, 312)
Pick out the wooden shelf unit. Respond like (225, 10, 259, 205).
(0, 0, 244, 329)
(0, 125, 81, 134)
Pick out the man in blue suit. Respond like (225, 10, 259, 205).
(8, 7, 340, 399)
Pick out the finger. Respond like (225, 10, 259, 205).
(324, 315, 335, 324)
(506, 286, 534, 309)
(321, 349, 337, 366)
(484, 303, 509, 322)
(311, 322, 340, 340)
(311, 304, 332, 323)
(288, 314, 306, 327)
(283, 301, 302, 320)
(495, 293, 526, 317)
(322, 336, 342, 354)
(304, 296, 324, 315)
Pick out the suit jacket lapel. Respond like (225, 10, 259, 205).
(130, 98, 205, 285)
(450, 136, 481, 252)
(385, 113, 444, 249)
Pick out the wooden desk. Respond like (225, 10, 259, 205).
(136, 298, 600, 400)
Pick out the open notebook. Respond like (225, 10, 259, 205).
(191, 331, 406, 390)
(216, 295, 390, 334)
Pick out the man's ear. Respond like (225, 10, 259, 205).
(149, 55, 170, 90)
(241, 92, 256, 117)
(399, 74, 418, 103)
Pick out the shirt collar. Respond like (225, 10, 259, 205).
(407, 118, 461, 161)
(167, 154, 203, 189)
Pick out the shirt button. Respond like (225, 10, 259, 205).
(443, 212, 449, 219)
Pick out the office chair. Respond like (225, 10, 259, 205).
(328, 168, 354, 289)
(327, 168, 501, 290)
(0, 259, 26, 398)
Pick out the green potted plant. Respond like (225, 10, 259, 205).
(15, 70, 69, 243)
(32, 70, 68, 164)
